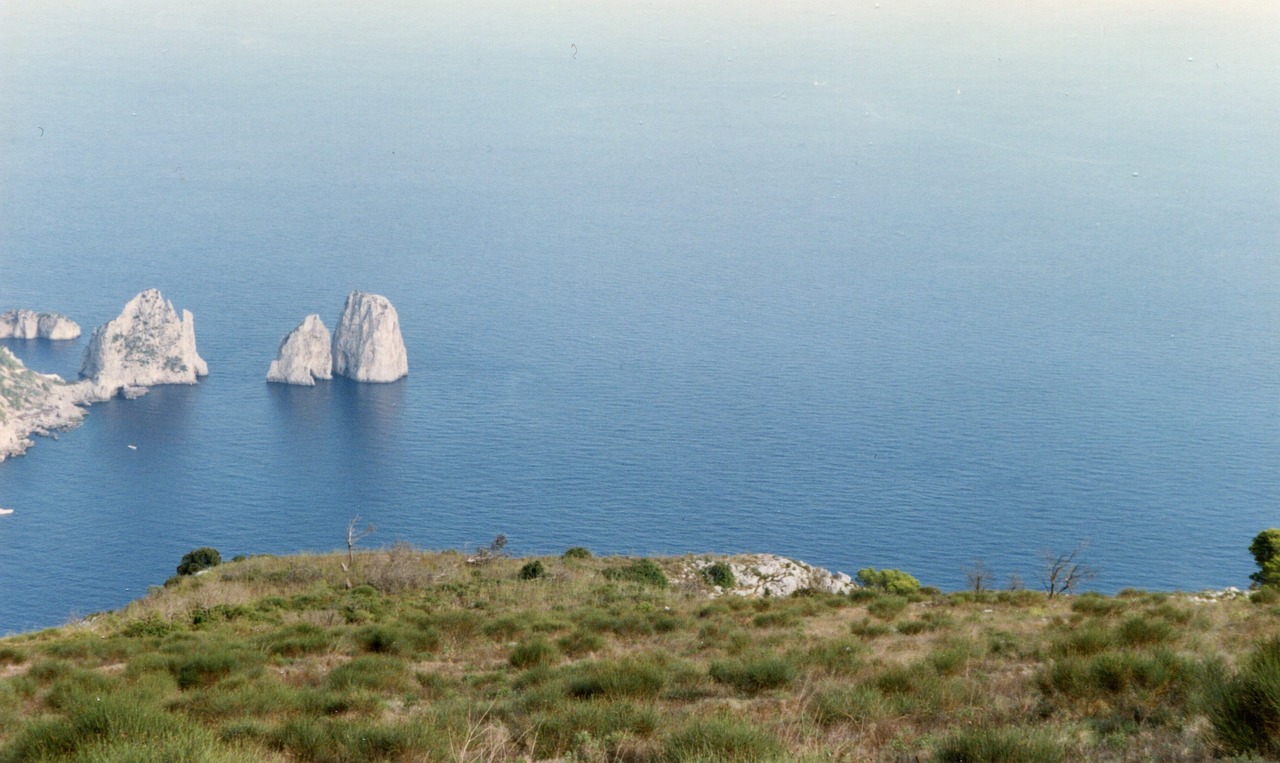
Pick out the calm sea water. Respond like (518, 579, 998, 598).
(1, 1, 1277, 633)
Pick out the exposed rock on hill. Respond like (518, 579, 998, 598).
(267, 314, 332, 386)
(685, 554, 856, 597)
(0, 310, 81, 340)
(0, 347, 94, 461)
(79, 289, 208, 397)
(331, 291, 407, 383)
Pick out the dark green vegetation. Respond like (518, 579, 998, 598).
(1, 549, 1277, 762)
(1249, 529, 1280, 589)
(176, 547, 222, 577)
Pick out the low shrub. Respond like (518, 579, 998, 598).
(1050, 624, 1116, 657)
(867, 595, 909, 621)
(933, 726, 1066, 763)
(566, 655, 670, 699)
(709, 654, 797, 694)
(260, 623, 335, 657)
(518, 560, 546, 580)
(808, 683, 891, 726)
(350, 624, 439, 656)
(1071, 593, 1124, 618)
(1211, 637, 1280, 758)
(327, 654, 415, 693)
(849, 618, 892, 639)
(562, 546, 593, 560)
(800, 638, 865, 676)
(601, 560, 668, 588)
(510, 637, 560, 669)
(122, 616, 178, 638)
(664, 715, 785, 762)
(1114, 615, 1176, 647)
(856, 567, 922, 595)
(556, 629, 606, 656)
(529, 700, 659, 758)
(172, 647, 261, 690)
(702, 562, 736, 589)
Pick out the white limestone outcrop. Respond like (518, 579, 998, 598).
(685, 554, 857, 597)
(79, 289, 208, 397)
(0, 347, 94, 461)
(0, 310, 81, 340)
(267, 314, 333, 386)
(331, 291, 408, 383)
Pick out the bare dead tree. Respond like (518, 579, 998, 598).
(466, 534, 510, 566)
(342, 515, 376, 589)
(963, 559, 996, 595)
(1040, 542, 1097, 598)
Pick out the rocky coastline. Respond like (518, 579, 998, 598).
(2, 288, 409, 461)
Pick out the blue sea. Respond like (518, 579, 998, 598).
(1, 0, 1277, 633)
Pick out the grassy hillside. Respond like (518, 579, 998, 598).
(1, 548, 1278, 762)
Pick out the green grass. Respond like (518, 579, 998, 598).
(0, 549, 1273, 762)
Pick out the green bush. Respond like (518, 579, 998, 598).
(933, 726, 1065, 763)
(601, 559, 667, 588)
(518, 560, 547, 580)
(867, 595, 909, 621)
(1251, 586, 1280, 606)
(260, 623, 336, 657)
(556, 629, 606, 657)
(808, 684, 890, 726)
(709, 654, 797, 694)
(1250, 529, 1280, 588)
(566, 655, 670, 699)
(562, 547, 593, 560)
(176, 547, 222, 576)
(702, 562, 736, 589)
(1115, 615, 1176, 647)
(856, 567, 921, 595)
(510, 637, 560, 669)
(1211, 637, 1280, 757)
(326, 654, 414, 693)
(664, 715, 785, 762)
(528, 700, 658, 758)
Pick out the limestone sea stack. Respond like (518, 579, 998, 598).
(79, 289, 208, 397)
(267, 314, 333, 386)
(0, 347, 94, 461)
(0, 310, 81, 340)
(331, 291, 408, 382)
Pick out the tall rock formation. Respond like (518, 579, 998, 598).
(331, 291, 408, 383)
(0, 310, 81, 340)
(0, 347, 93, 461)
(80, 289, 208, 397)
(267, 314, 333, 386)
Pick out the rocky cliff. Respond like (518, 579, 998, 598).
(0, 347, 94, 461)
(79, 289, 208, 397)
(0, 310, 81, 340)
(331, 291, 408, 383)
(267, 314, 333, 386)
(683, 554, 857, 597)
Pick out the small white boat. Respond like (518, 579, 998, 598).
(0, 508, 14, 516)
(127, 445, 138, 450)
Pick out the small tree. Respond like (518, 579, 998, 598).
(963, 559, 995, 595)
(342, 516, 376, 590)
(1040, 542, 1096, 598)
(1249, 529, 1280, 588)
(856, 567, 921, 595)
(176, 547, 221, 576)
